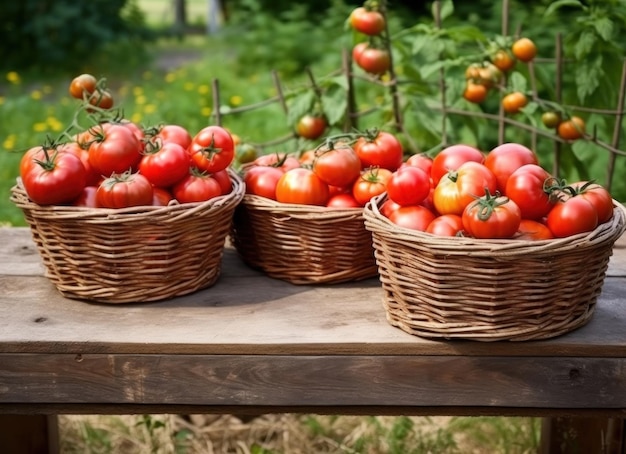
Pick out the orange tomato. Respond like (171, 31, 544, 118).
(512, 38, 537, 62)
(492, 49, 516, 72)
(557, 116, 586, 141)
(502, 92, 528, 114)
(463, 82, 488, 103)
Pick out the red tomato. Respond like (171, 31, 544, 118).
(352, 167, 393, 206)
(88, 89, 114, 110)
(152, 187, 175, 206)
(72, 186, 99, 208)
(172, 171, 224, 204)
(571, 181, 614, 224)
(139, 140, 191, 188)
(388, 205, 437, 232)
(504, 164, 555, 220)
(352, 42, 368, 65)
(426, 214, 464, 237)
(96, 172, 153, 208)
(275, 168, 329, 206)
(349, 7, 385, 35)
(188, 125, 235, 173)
(296, 114, 327, 140)
(546, 195, 599, 238)
(244, 166, 284, 200)
(386, 166, 431, 207)
(354, 46, 391, 75)
(433, 161, 497, 215)
(326, 193, 361, 208)
(312, 144, 362, 188)
(484, 143, 539, 193)
(403, 153, 433, 176)
(154, 124, 192, 149)
(211, 169, 233, 195)
(353, 130, 403, 171)
(88, 123, 142, 176)
(515, 219, 554, 240)
(462, 192, 522, 239)
(431, 144, 484, 186)
(380, 198, 401, 218)
(58, 141, 102, 186)
(21, 149, 87, 205)
(68, 73, 97, 99)
(253, 153, 301, 172)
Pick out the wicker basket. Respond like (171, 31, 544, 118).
(10, 170, 245, 304)
(230, 194, 378, 284)
(363, 194, 626, 341)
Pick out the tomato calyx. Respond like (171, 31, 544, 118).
(195, 133, 224, 160)
(470, 189, 509, 221)
(100, 169, 136, 189)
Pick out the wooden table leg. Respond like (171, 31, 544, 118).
(0, 415, 59, 454)
(540, 417, 625, 454)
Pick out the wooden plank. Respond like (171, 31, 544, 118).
(1, 354, 625, 410)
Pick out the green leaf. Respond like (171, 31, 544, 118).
(576, 56, 603, 103)
(574, 30, 596, 59)
(508, 72, 528, 93)
(286, 90, 315, 127)
(320, 83, 347, 126)
(545, 0, 585, 17)
(432, 0, 454, 22)
(593, 16, 614, 41)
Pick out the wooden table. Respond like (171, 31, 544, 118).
(1, 226, 625, 453)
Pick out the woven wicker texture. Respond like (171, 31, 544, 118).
(230, 194, 378, 284)
(10, 170, 245, 304)
(363, 194, 626, 341)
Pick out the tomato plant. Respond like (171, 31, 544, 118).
(88, 123, 142, 176)
(353, 130, 403, 171)
(388, 205, 436, 232)
(462, 190, 522, 239)
(139, 140, 190, 188)
(352, 167, 393, 206)
(172, 169, 224, 204)
(386, 165, 430, 207)
(349, 6, 385, 36)
(312, 143, 361, 188)
(511, 38, 537, 62)
(484, 142, 538, 192)
(21, 148, 87, 205)
(431, 144, 485, 186)
(188, 125, 235, 173)
(96, 171, 153, 208)
(275, 167, 329, 206)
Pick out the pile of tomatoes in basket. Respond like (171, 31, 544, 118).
(381, 142, 614, 240)
(19, 75, 236, 209)
(243, 128, 404, 207)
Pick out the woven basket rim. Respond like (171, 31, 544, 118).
(10, 168, 245, 222)
(363, 193, 626, 254)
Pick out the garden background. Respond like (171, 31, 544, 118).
(0, 0, 624, 451)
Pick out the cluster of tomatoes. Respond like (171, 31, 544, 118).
(243, 129, 403, 207)
(349, 4, 391, 76)
(20, 75, 238, 209)
(380, 142, 614, 240)
(19, 121, 236, 209)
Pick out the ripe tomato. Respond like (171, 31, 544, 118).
(21, 149, 87, 205)
(515, 219, 554, 241)
(326, 193, 361, 208)
(557, 116, 586, 141)
(352, 167, 393, 206)
(57, 141, 101, 187)
(354, 45, 391, 75)
(96, 172, 153, 208)
(462, 192, 522, 239)
(72, 186, 99, 208)
(211, 169, 233, 195)
(512, 37, 537, 62)
(69, 73, 97, 99)
(433, 161, 497, 215)
(88, 123, 142, 176)
(352, 42, 368, 65)
(463, 82, 488, 103)
(477, 62, 503, 88)
(353, 130, 403, 171)
(172, 171, 224, 204)
(296, 114, 327, 140)
(139, 140, 191, 188)
(546, 195, 598, 237)
(189, 125, 235, 173)
(275, 167, 329, 206)
(312, 144, 361, 188)
(153, 124, 193, 149)
(388, 205, 436, 232)
(492, 49, 516, 72)
(541, 111, 562, 129)
(244, 165, 285, 200)
(380, 198, 402, 218)
(502, 92, 528, 114)
(484, 142, 538, 193)
(426, 214, 464, 237)
(88, 89, 114, 110)
(431, 144, 484, 186)
(349, 7, 385, 36)
(152, 187, 175, 207)
(571, 181, 614, 224)
(504, 164, 556, 220)
(403, 153, 433, 176)
(386, 166, 431, 207)
(252, 153, 301, 172)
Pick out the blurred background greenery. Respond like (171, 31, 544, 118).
(1, 0, 626, 226)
